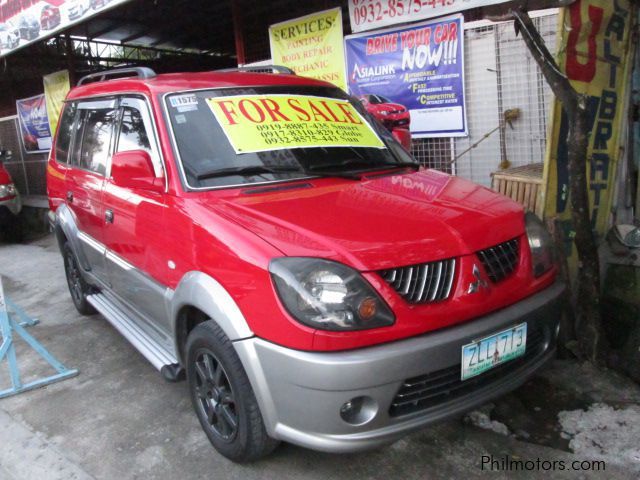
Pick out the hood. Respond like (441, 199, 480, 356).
(207, 170, 526, 271)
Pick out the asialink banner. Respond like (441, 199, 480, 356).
(16, 94, 52, 153)
(345, 14, 467, 138)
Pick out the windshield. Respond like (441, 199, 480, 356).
(164, 85, 415, 189)
(367, 95, 393, 105)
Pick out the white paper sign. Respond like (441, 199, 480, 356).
(349, 0, 515, 33)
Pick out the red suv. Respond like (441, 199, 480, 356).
(47, 67, 563, 462)
(0, 150, 22, 234)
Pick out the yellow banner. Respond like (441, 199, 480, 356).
(542, 0, 634, 256)
(269, 8, 347, 91)
(206, 94, 385, 154)
(43, 70, 71, 136)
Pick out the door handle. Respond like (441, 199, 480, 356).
(105, 209, 114, 223)
(66, 191, 73, 203)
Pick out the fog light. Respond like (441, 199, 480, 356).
(339, 396, 377, 425)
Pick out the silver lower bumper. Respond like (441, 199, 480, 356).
(234, 281, 565, 453)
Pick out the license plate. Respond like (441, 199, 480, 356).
(461, 323, 527, 381)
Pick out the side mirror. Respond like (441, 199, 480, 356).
(110, 150, 164, 192)
(391, 127, 412, 152)
(0, 148, 12, 162)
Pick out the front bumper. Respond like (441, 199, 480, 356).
(234, 281, 565, 453)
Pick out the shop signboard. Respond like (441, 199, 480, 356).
(0, 0, 132, 58)
(542, 0, 634, 254)
(348, 0, 513, 33)
(345, 14, 467, 138)
(269, 7, 347, 91)
(16, 94, 52, 153)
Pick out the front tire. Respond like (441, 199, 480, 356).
(62, 242, 96, 315)
(186, 321, 278, 462)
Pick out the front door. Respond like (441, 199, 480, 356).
(102, 97, 171, 340)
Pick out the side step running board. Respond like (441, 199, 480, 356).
(87, 293, 182, 380)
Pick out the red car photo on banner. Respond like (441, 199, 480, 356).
(0, 0, 125, 57)
(358, 94, 412, 150)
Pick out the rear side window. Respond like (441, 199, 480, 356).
(55, 103, 77, 164)
(78, 107, 117, 176)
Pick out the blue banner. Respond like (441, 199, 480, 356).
(345, 14, 467, 138)
(16, 94, 52, 153)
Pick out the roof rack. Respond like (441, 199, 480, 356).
(77, 67, 157, 86)
(217, 65, 296, 75)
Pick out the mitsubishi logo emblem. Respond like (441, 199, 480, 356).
(467, 264, 489, 294)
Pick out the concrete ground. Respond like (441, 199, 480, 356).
(0, 234, 638, 480)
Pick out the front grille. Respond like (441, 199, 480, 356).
(389, 326, 547, 417)
(379, 259, 456, 304)
(477, 238, 520, 283)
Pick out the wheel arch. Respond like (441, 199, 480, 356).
(170, 271, 253, 364)
(54, 204, 91, 271)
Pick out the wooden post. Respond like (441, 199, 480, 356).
(64, 35, 75, 85)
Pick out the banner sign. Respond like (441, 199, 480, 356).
(43, 69, 70, 136)
(542, 0, 634, 252)
(345, 14, 467, 138)
(0, 0, 132, 58)
(16, 94, 52, 153)
(269, 8, 347, 91)
(348, 0, 513, 33)
(204, 94, 385, 154)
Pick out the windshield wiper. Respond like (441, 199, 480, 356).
(196, 165, 303, 180)
(306, 160, 420, 177)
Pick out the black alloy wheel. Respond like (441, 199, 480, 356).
(186, 320, 278, 462)
(62, 242, 96, 315)
(193, 350, 238, 442)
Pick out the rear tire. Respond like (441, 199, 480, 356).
(186, 320, 279, 462)
(63, 242, 96, 315)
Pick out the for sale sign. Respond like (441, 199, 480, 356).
(206, 94, 385, 154)
(345, 14, 467, 138)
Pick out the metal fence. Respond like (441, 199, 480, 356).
(0, 116, 48, 197)
(411, 11, 558, 186)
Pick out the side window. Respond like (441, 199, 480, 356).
(117, 107, 151, 153)
(69, 109, 87, 168)
(116, 98, 163, 177)
(78, 107, 117, 176)
(55, 103, 77, 164)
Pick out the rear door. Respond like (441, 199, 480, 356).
(65, 98, 118, 284)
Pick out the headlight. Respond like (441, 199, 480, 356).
(525, 212, 554, 277)
(270, 258, 395, 331)
(0, 183, 16, 198)
(378, 110, 390, 116)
